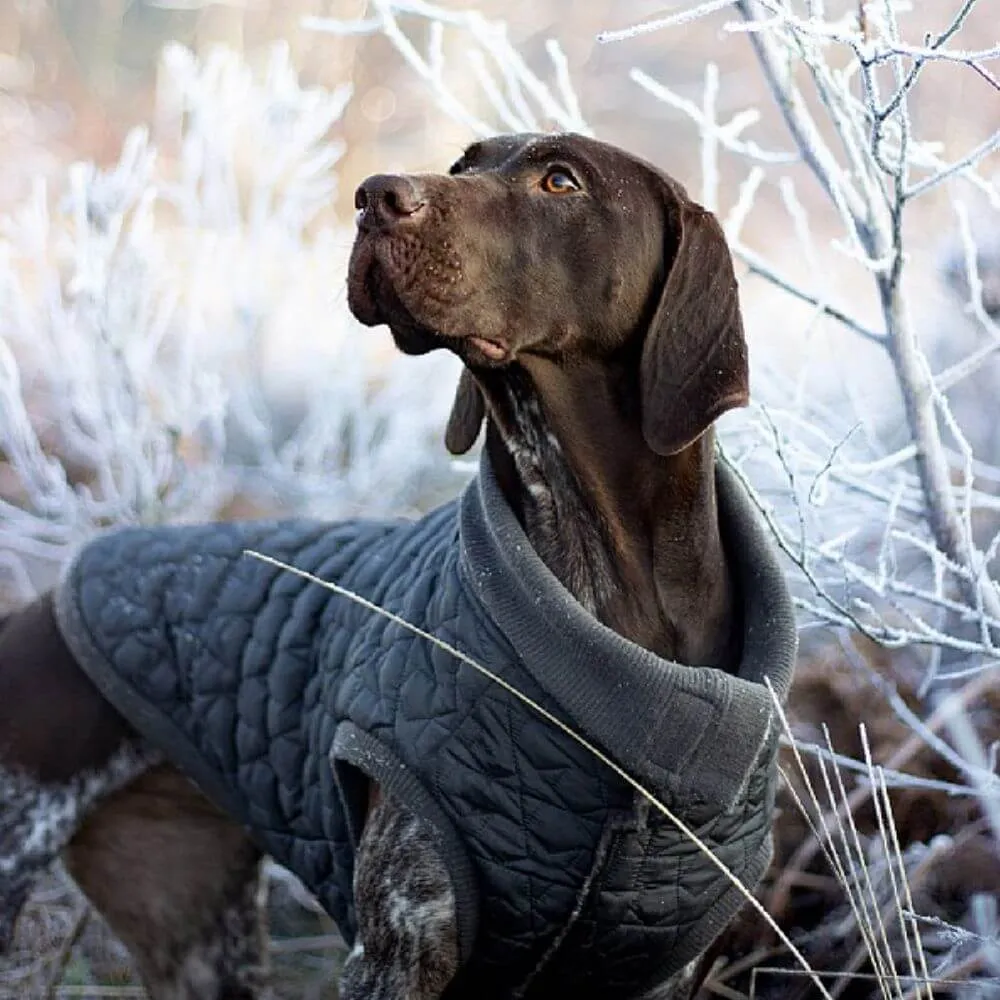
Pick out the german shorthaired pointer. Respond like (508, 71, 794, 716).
(0, 134, 795, 999)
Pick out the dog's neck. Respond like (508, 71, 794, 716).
(479, 360, 740, 669)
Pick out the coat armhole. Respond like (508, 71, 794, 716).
(330, 721, 480, 966)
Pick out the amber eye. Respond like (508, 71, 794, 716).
(540, 169, 580, 194)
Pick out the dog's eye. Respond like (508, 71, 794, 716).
(540, 169, 580, 194)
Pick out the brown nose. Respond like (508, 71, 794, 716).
(355, 174, 425, 231)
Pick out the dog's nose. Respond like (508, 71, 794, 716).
(355, 174, 425, 231)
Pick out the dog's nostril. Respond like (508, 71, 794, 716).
(382, 181, 424, 217)
(356, 175, 425, 228)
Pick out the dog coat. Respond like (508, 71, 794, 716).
(54, 452, 796, 999)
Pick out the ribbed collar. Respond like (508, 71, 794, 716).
(458, 450, 797, 811)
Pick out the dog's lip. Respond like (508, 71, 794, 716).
(347, 235, 382, 326)
(350, 234, 510, 363)
(467, 336, 509, 362)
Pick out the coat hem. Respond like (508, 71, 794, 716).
(52, 554, 260, 833)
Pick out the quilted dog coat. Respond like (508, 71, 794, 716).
(54, 452, 796, 999)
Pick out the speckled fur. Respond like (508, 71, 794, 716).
(339, 791, 459, 1000)
(0, 741, 158, 951)
(483, 366, 617, 616)
(63, 764, 269, 1000)
(0, 745, 449, 1000)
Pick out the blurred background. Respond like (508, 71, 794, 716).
(2, 1, 996, 216)
(3, 0, 998, 411)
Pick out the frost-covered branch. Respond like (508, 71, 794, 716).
(305, 0, 590, 136)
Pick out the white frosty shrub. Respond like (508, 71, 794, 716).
(0, 42, 464, 601)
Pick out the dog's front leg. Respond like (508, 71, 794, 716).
(339, 785, 460, 1000)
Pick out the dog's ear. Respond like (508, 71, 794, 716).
(445, 368, 486, 455)
(640, 189, 749, 457)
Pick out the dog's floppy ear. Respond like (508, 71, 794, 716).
(640, 187, 749, 456)
(445, 368, 486, 455)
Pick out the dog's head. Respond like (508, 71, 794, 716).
(347, 132, 748, 457)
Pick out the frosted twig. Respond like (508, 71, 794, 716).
(906, 130, 1000, 202)
(596, 0, 741, 44)
(306, 2, 592, 135)
(734, 243, 884, 344)
(700, 63, 721, 212)
(723, 166, 765, 242)
(629, 69, 797, 165)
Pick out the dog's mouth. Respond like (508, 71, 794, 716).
(465, 337, 509, 363)
(348, 233, 511, 366)
(346, 233, 387, 328)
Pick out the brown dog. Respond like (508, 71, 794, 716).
(0, 134, 789, 1000)
(349, 133, 746, 665)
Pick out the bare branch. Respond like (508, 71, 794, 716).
(596, 0, 742, 44)
(735, 244, 884, 344)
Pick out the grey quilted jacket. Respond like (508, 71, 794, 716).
(54, 452, 796, 999)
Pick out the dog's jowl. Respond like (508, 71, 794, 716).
(0, 134, 796, 1000)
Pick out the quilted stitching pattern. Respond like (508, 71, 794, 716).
(529, 765, 776, 996)
(60, 501, 774, 997)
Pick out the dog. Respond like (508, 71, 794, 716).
(0, 133, 796, 999)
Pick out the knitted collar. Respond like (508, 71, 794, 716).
(458, 451, 797, 811)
